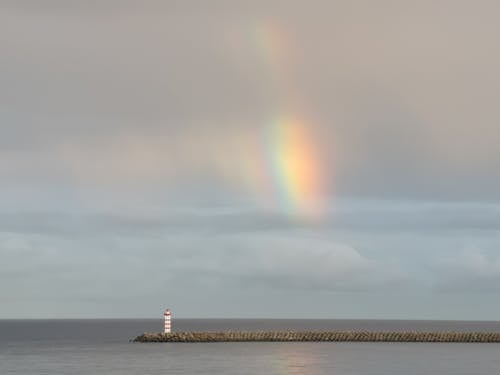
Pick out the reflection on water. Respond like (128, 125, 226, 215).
(274, 345, 320, 375)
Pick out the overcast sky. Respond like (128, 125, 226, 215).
(2, 0, 500, 319)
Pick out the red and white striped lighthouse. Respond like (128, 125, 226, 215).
(164, 308, 171, 333)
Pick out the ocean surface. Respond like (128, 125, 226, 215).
(2, 319, 500, 374)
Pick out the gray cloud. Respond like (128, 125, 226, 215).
(2, 1, 500, 199)
(0, 222, 408, 318)
(2, 199, 500, 318)
(432, 248, 500, 293)
(2, 199, 499, 237)
(2, 1, 500, 318)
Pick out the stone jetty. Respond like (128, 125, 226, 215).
(133, 331, 500, 343)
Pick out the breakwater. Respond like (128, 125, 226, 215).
(133, 331, 500, 343)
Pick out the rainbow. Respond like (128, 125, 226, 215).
(245, 21, 326, 219)
(264, 116, 324, 220)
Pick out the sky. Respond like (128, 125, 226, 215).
(1, 0, 500, 319)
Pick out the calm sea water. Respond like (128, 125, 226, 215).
(1, 319, 500, 374)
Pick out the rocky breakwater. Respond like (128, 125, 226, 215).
(133, 331, 500, 343)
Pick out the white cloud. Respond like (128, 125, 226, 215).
(432, 248, 500, 292)
(166, 233, 408, 292)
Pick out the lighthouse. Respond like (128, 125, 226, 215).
(164, 308, 172, 333)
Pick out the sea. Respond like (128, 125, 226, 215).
(1, 319, 500, 374)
